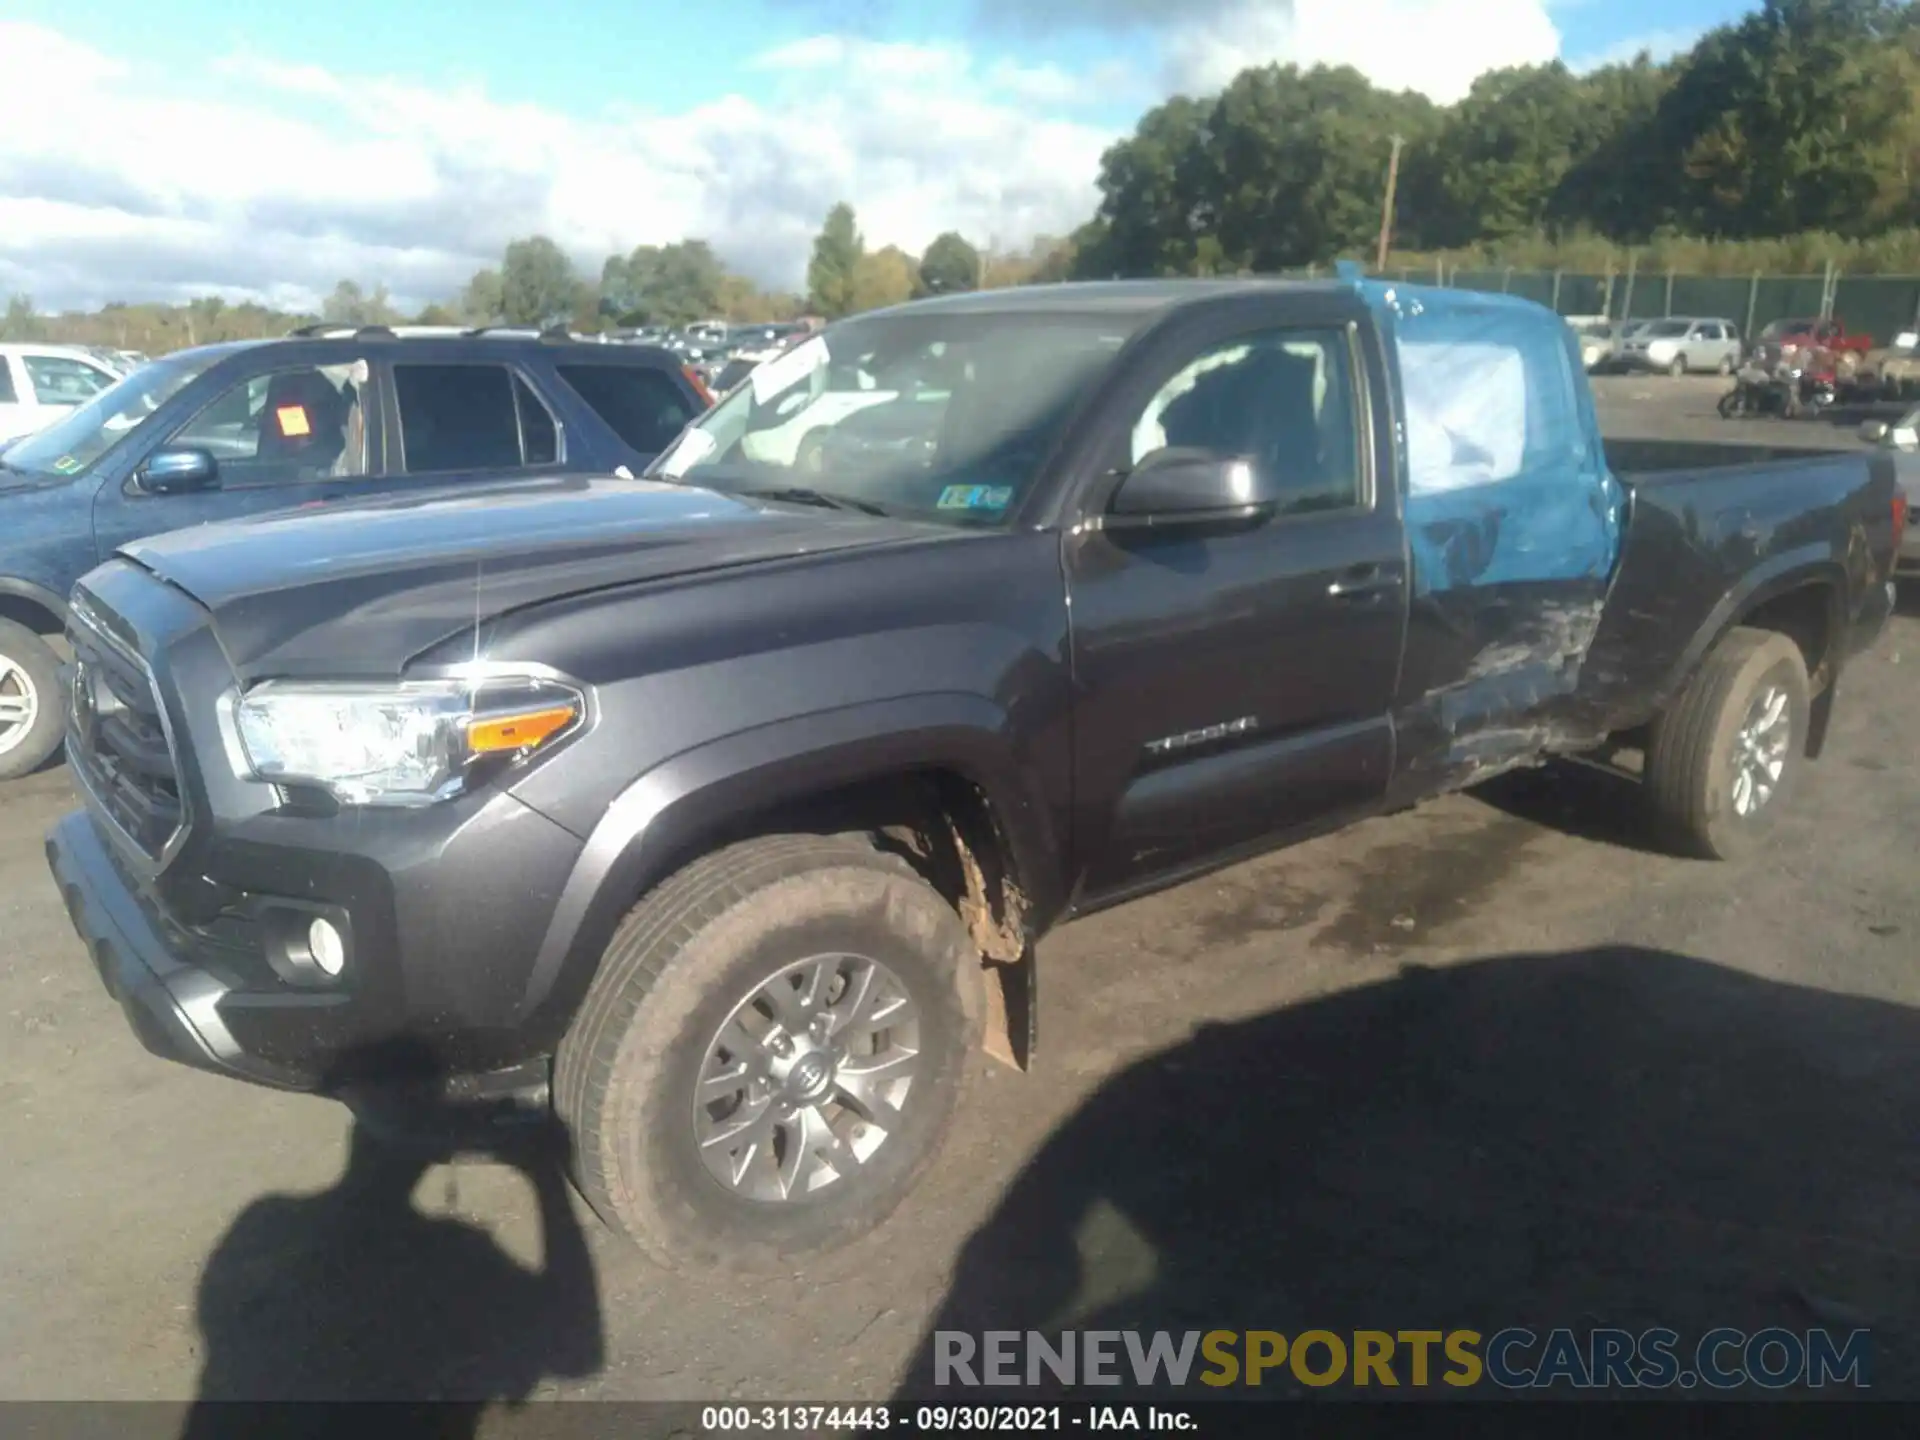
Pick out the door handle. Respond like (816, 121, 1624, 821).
(1327, 565, 1403, 599)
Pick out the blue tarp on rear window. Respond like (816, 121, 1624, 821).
(1359, 281, 1624, 597)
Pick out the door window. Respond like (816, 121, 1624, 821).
(557, 365, 695, 454)
(166, 363, 370, 485)
(24, 355, 114, 405)
(395, 363, 557, 472)
(1128, 328, 1363, 516)
(0, 361, 15, 405)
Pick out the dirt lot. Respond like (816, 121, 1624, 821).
(1, 373, 1916, 1409)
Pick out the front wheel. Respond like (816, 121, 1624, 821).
(0, 621, 64, 782)
(1642, 627, 1811, 860)
(1717, 389, 1743, 419)
(1668, 356, 1688, 377)
(554, 834, 981, 1272)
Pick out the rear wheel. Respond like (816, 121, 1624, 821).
(0, 621, 63, 782)
(1717, 388, 1743, 419)
(1717, 355, 1734, 375)
(554, 834, 981, 1272)
(1642, 627, 1810, 860)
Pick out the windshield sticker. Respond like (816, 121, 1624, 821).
(52, 455, 82, 474)
(655, 427, 716, 479)
(276, 405, 311, 438)
(750, 335, 829, 404)
(937, 484, 1013, 512)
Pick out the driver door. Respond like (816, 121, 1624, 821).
(91, 357, 385, 561)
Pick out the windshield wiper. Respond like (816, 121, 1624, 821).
(734, 486, 891, 517)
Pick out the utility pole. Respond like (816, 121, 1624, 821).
(1375, 134, 1406, 272)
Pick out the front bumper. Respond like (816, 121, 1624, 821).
(48, 810, 312, 1089)
(46, 780, 590, 1093)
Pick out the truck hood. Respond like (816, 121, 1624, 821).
(118, 473, 935, 676)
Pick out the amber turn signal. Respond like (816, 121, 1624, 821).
(466, 704, 579, 755)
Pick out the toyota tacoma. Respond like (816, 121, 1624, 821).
(46, 277, 1906, 1272)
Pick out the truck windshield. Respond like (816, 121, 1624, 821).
(649, 311, 1139, 525)
(4, 355, 213, 478)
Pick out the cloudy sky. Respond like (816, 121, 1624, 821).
(1, 0, 1745, 314)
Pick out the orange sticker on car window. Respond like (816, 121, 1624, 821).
(276, 405, 311, 437)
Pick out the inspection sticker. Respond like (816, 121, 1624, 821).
(276, 405, 311, 437)
(51, 455, 82, 474)
(936, 484, 1013, 512)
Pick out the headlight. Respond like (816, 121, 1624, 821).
(229, 675, 584, 805)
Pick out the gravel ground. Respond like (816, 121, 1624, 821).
(0, 373, 1914, 1414)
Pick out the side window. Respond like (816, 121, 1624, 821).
(394, 364, 530, 472)
(1127, 328, 1362, 516)
(556, 365, 696, 455)
(167, 364, 369, 484)
(25, 355, 113, 405)
(515, 376, 559, 466)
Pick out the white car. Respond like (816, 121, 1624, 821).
(0, 344, 123, 443)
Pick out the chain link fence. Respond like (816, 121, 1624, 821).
(1281, 262, 1920, 344)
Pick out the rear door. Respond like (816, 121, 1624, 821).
(1062, 296, 1408, 902)
(382, 360, 562, 481)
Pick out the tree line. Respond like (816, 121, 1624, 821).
(9, 0, 1920, 353)
(1064, 0, 1920, 279)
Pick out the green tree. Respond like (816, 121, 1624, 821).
(320, 280, 399, 327)
(916, 232, 980, 294)
(851, 245, 920, 311)
(1072, 95, 1215, 277)
(414, 302, 461, 325)
(807, 203, 864, 318)
(500, 236, 578, 326)
(460, 269, 505, 325)
(0, 294, 39, 341)
(1657, 0, 1920, 237)
(1426, 64, 1592, 245)
(603, 240, 730, 325)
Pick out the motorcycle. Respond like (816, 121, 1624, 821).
(1719, 361, 1791, 418)
(1718, 360, 1836, 419)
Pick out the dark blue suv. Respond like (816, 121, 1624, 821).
(0, 327, 709, 777)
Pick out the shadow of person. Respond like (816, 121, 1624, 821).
(897, 947, 1920, 1400)
(180, 1099, 603, 1439)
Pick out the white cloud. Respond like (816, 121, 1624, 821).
(1159, 0, 1561, 103)
(0, 21, 1111, 314)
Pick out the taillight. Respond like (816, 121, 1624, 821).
(684, 365, 714, 407)
(1895, 491, 1909, 544)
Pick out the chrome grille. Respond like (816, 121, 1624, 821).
(67, 593, 187, 866)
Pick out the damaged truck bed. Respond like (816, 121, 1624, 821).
(46, 275, 1908, 1271)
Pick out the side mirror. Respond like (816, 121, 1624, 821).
(1860, 420, 1891, 444)
(138, 447, 219, 494)
(1108, 447, 1267, 525)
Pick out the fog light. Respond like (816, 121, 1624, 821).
(309, 917, 346, 977)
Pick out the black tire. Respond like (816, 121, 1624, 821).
(554, 833, 981, 1272)
(796, 433, 826, 477)
(1717, 389, 1741, 419)
(1717, 355, 1734, 375)
(0, 621, 63, 782)
(1668, 355, 1688, 377)
(1642, 627, 1811, 860)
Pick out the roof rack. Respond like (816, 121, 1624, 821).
(460, 324, 540, 338)
(285, 323, 400, 340)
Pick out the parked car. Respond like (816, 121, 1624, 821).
(1617, 316, 1744, 376)
(1859, 408, 1920, 579)
(0, 344, 125, 443)
(0, 328, 707, 777)
(44, 279, 1903, 1272)
(1570, 319, 1617, 371)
